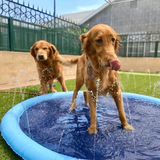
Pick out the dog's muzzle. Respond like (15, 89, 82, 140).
(38, 54, 45, 61)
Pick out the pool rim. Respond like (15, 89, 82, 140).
(1, 91, 160, 160)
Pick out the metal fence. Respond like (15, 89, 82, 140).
(119, 32, 160, 57)
(0, 0, 87, 54)
(1, 0, 160, 57)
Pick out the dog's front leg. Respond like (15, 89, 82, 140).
(40, 80, 48, 94)
(48, 79, 57, 92)
(87, 93, 97, 134)
(83, 91, 89, 106)
(57, 76, 68, 92)
(70, 90, 78, 110)
(112, 90, 135, 131)
(70, 72, 84, 110)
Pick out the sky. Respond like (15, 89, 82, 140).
(17, 0, 106, 15)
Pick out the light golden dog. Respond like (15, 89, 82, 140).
(30, 40, 77, 94)
(70, 24, 134, 134)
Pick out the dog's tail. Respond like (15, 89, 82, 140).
(56, 55, 79, 66)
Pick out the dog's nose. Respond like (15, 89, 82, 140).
(38, 54, 44, 60)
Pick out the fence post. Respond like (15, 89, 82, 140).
(8, 17, 14, 51)
(154, 41, 159, 57)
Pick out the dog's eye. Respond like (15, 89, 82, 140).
(35, 47, 38, 51)
(111, 38, 115, 42)
(96, 39, 102, 43)
(43, 47, 48, 50)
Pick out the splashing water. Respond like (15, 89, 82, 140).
(8, 77, 24, 105)
(94, 78, 101, 160)
(5, 69, 40, 138)
(4, 70, 160, 159)
(57, 109, 72, 153)
(146, 69, 152, 93)
(8, 77, 32, 137)
(152, 81, 160, 97)
(119, 81, 132, 124)
(130, 70, 137, 93)
(83, 77, 101, 160)
(96, 78, 100, 102)
(19, 91, 160, 159)
(119, 81, 137, 155)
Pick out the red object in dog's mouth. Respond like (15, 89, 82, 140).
(108, 60, 121, 71)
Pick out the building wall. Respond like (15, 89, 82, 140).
(83, 0, 160, 34)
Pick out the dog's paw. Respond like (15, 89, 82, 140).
(40, 91, 47, 95)
(69, 103, 76, 110)
(123, 124, 135, 131)
(87, 126, 98, 134)
(51, 89, 57, 93)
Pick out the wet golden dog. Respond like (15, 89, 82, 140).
(30, 40, 77, 94)
(69, 24, 134, 134)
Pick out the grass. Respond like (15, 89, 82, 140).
(0, 72, 160, 159)
(119, 72, 160, 97)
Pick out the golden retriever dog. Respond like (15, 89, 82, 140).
(30, 40, 77, 94)
(69, 24, 134, 134)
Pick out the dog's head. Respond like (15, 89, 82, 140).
(80, 24, 121, 71)
(30, 40, 58, 61)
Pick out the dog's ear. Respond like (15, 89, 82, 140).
(79, 33, 87, 45)
(30, 44, 36, 58)
(79, 33, 89, 52)
(49, 44, 57, 55)
(115, 33, 121, 54)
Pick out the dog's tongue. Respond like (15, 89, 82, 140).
(109, 60, 121, 71)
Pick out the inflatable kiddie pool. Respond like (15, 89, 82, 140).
(1, 91, 160, 159)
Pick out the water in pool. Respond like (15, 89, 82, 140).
(20, 93, 160, 160)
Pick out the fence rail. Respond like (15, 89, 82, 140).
(0, 0, 87, 54)
(119, 32, 160, 57)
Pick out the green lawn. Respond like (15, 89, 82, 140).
(0, 72, 160, 159)
(119, 72, 160, 97)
